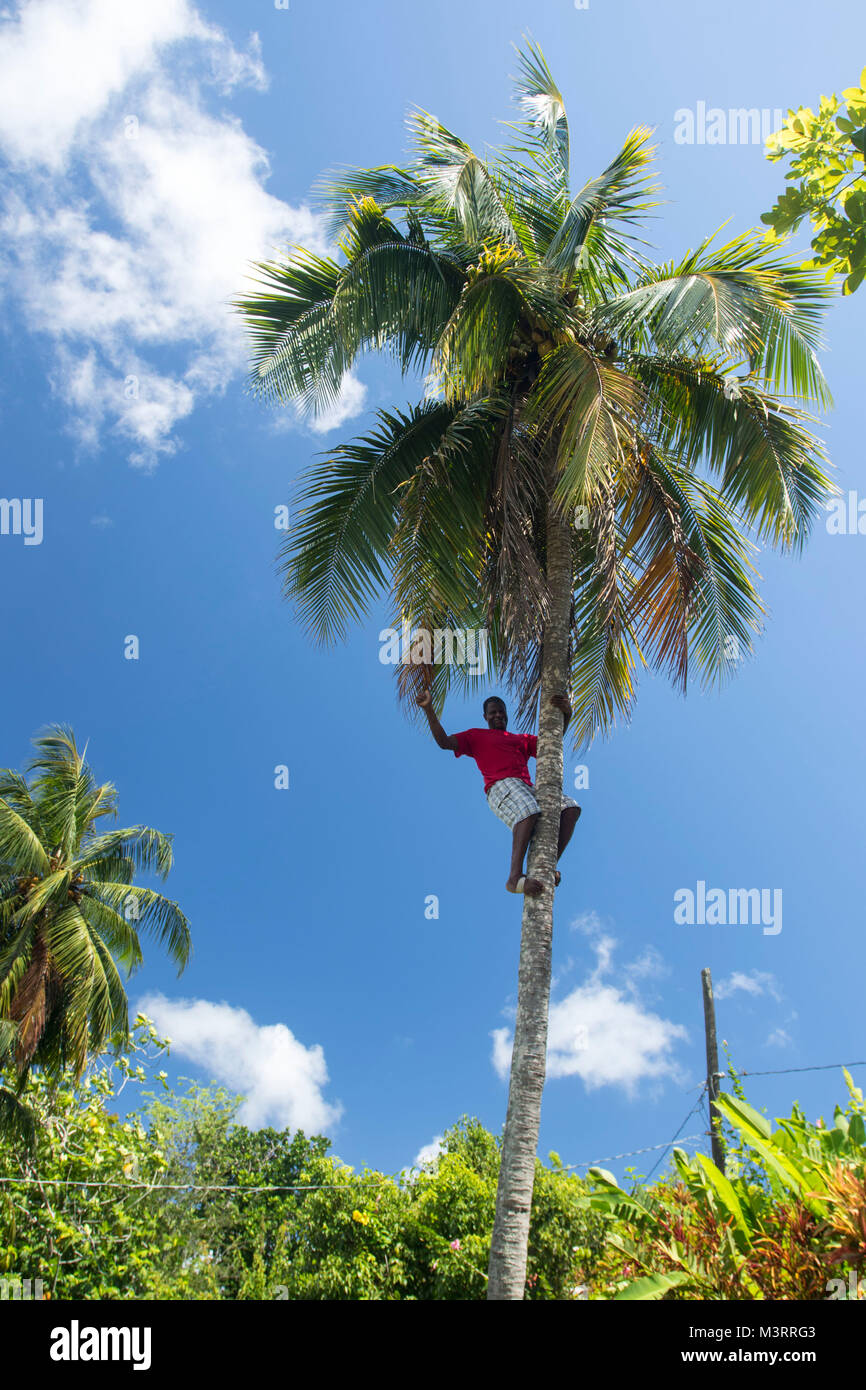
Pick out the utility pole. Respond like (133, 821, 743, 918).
(701, 967, 725, 1174)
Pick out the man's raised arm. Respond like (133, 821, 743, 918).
(417, 690, 459, 751)
(551, 693, 572, 735)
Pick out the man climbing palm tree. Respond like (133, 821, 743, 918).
(418, 690, 580, 896)
(237, 38, 833, 1298)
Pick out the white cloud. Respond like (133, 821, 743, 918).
(413, 1135, 445, 1170)
(269, 369, 368, 438)
(715, 971, 782, 1003)
(491, 1027, 513, 1080)
(623, 945, 669, 988)
(139, 993, 343, 1133)
(568, 909, 605, 936)
(0, 0, 207, 168)
(308, 372, 369, 435)
(766, 1027, 793, 1049)
(0, 0, 365, 466)
(491, 917, 688, 1097)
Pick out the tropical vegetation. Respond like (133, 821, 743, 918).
(581, 1069, 866, 1300)
(2, 1022, 863, 1301)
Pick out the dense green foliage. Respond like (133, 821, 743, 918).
(0, 1019, 605, 1300)
(763, 69, 866, 294)
(3, 1020, 863, 1300)
(0, 1020, 193, 1299)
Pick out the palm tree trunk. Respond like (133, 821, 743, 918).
(487, 470, 573, 1300)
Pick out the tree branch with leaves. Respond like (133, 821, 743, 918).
(762, 68, 866, 294)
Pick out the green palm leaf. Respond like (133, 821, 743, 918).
(75, 826, 174, 880)
(0, 796, 49, 876)
(85, 883, 190, 972)
(508, 39, 570, 190)
(542, 127, 657, 286)
(595, 231, 833, 405)
(409, 110, 523, 248)
(281, 401, 465, 643)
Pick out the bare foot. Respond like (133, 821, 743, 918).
(506, 874, 544, 897)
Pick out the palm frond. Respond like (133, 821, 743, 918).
(0, 771, 46, 844)
(315, 164, 423, 238)
(15, 870, 71, 923)
(643, 451, 765, 680)
(0, 795, 49, 876)
(715, 388, 831, 549)
(407, 109, 522, 249)
(236, 247, 349, 408)
(525, 342, 642, 505)
(281, 400, 466, 643)
(333, 235, 465, 376)
(0, 922, 36, 1003)
(571, 564, 643, 750)
(84, 883, 191, 973)
(77, 893, 144, 973)
(630, 353, 833, 547)
(595, 232, 833, 405)
(506, 38, 570, 195)
(87, 931, 130, 1052)
(25, 726, 98, 858)
(619, 447, 704, 690)
(542, 127, 658, 291)
(568, 488, 644, 747)
(433, 246, 561, 399)
(75, 826, 174, 881)
(390, 396, 506, 619)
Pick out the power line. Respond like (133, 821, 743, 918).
(559, 1056, 866, 1181)
(727, 1061, 866, 1080)
(644, 1086, 709, 1185)
(0, 1175, 396, 1194)
(557, 1057, 866, 1183)
(1, 1061, 860, 1197)
(0, 1134, 710, 1193)
(0, 1137, 712, 1192)
(562, 1132, 706, 1173)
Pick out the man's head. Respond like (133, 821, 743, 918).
(483, 696, 507, 730)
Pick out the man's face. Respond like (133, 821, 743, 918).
(485, 700, 508, 730)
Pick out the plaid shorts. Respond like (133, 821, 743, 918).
(486, 777, 580, 831)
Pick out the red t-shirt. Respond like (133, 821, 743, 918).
(453, 728, 538, 794)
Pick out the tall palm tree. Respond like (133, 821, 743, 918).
(0, 727, 191, 1102)
(235, 41, 832, 1299)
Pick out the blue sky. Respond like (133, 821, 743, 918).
(1, 0, 865, 1181)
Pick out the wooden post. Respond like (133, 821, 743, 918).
(701, 967, 725, 1174)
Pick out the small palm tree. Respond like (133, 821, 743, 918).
(236, 41, 832, 1298)
(0, 727, 191, 1096)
